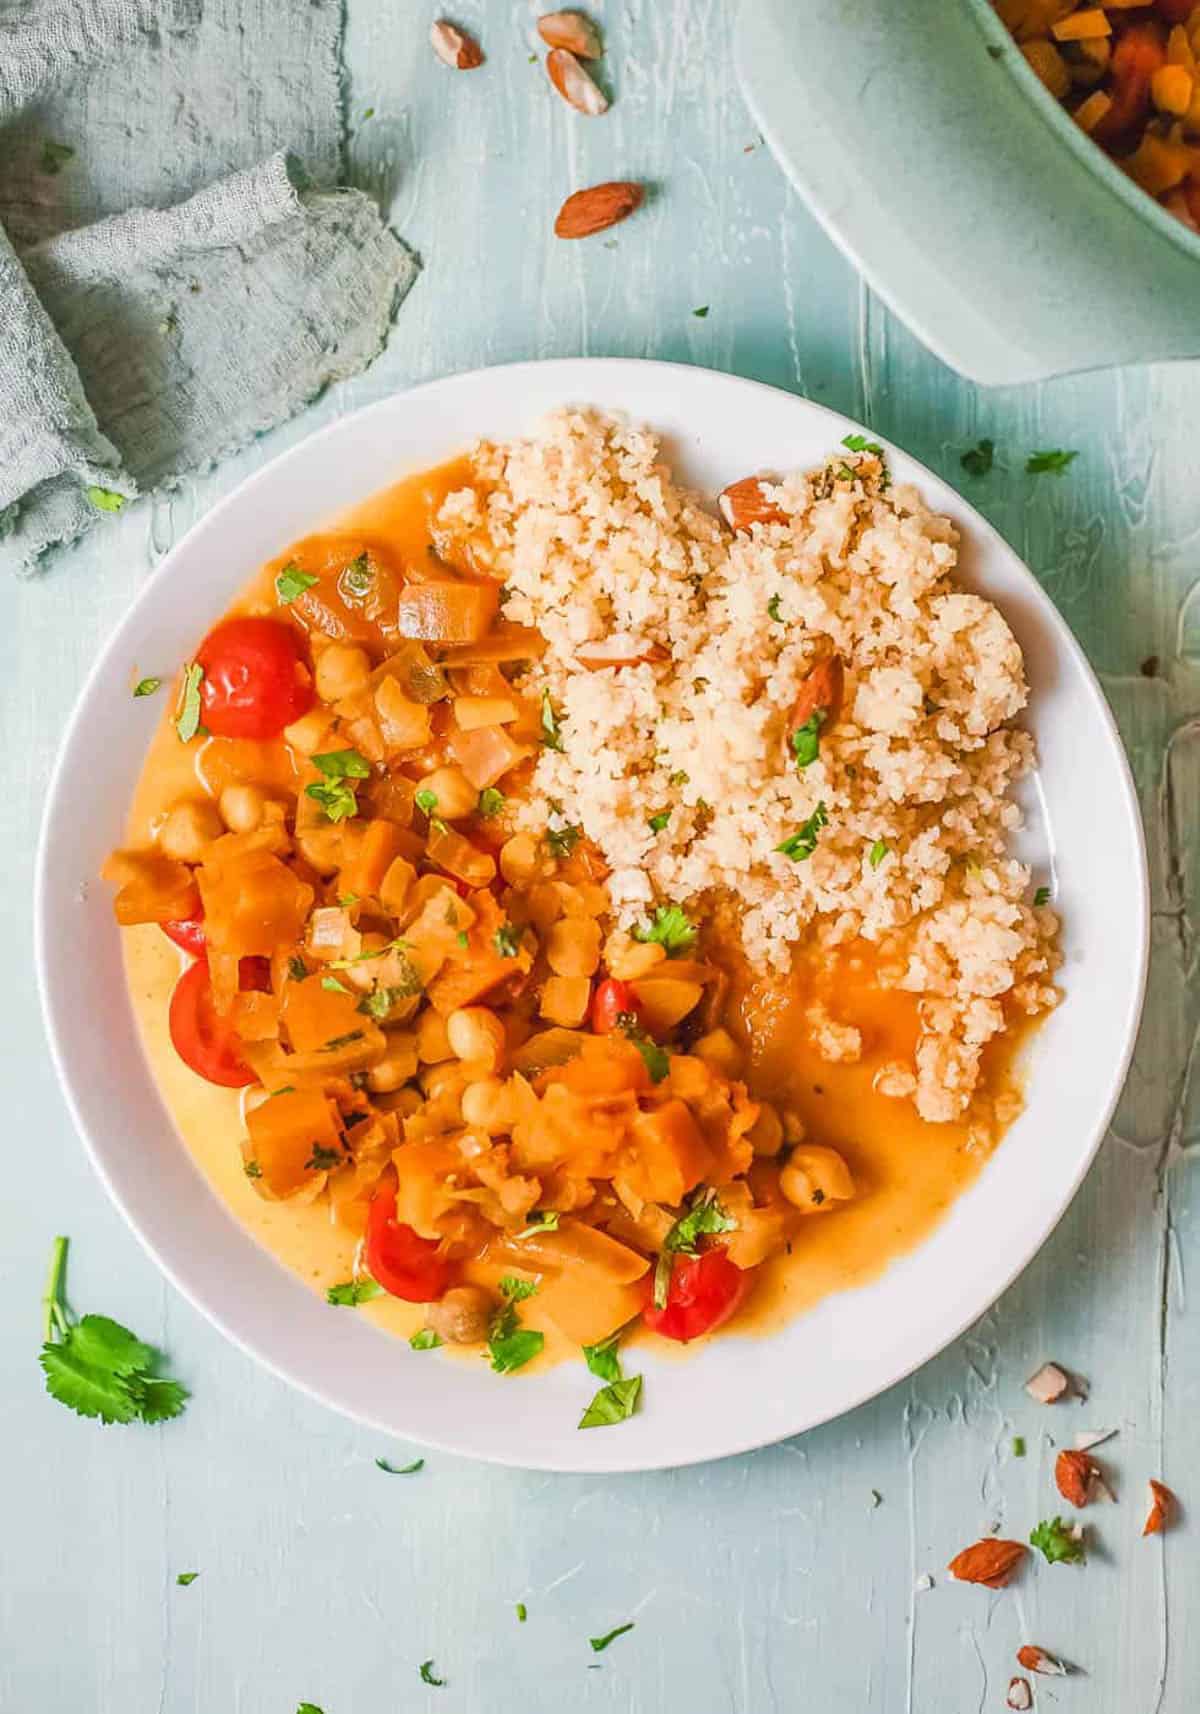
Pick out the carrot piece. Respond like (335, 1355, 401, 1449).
(281, 975, 364, 1053)
(243, 1088, 345, 1199)
(1094, 21, 1167, 147)
(618, 1100, 712, 1206)
(340, 818, 407, 900)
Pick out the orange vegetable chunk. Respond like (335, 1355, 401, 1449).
(103, 849, 200, 926)
(243, 1088, 345, 1199)
(281, 974, 365, 1053)
(619, 1099, 712, 1206)
(395, 578, 498, 644)
(449, 723, 531, 790)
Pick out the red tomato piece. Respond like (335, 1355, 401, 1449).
(195, 616, 313, 740)
(591, 977, 638, 1034)
(168, 957, 255, 1088)
(365, 1187, 451, 1303)
(642, 1247, 752, 1343)
(161, 915, 207, 956)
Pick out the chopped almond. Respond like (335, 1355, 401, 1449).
(1005, 1679, 1032, 1712)
(1143, 1478, 1174, 1536)
(947, 1537, 1027, 1588)
(1016, 1646, 1067, 1677)
(537, 10, 602, 58)
(1055, 1447, 1099, 1508)
(554, 181, 643, 239)
(788, 655, 844, 741)
(718, 475, 786, 532)
(430, 20, 483, 69)
(1024, 1361, 1070, 1403)
(546, 46, 608, 114)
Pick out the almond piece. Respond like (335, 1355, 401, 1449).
(1016, 1646, 1068, 1677)
(1143, 1477, 1174, 1536)
(718, 476, 787, 532)
(1055, 1448, 1099, 1508)
(554, 180, 643, 239)
(1024, 1361, 1070, 1403)
(430, 20, 484, 69)
(1005, 1679, 1032, 1712)
(788, 655, 844, 741)
(1074, 1427, 1117, 1451)
(546, 46, 608, 114)
(537, 10, 602, 58)
(947, 1538, 1027, 1588)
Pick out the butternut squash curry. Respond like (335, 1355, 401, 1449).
(106, 429, 1048, 1428)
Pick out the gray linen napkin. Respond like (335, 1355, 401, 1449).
(0, 0, 419, 574)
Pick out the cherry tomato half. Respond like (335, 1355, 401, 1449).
(161, 915, 206, 956)
(642, 1247, 752, 1343)
(365, 1186, 451, 1303)
(591, 977, 638, 1034)
(195, 616, 313, 740)
(168, 957, 255, 1088)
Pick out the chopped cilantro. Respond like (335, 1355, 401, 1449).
(590, 1622, 635, 1653)
(515, 1211, 559, 1239)
(287, 956, 310, 983)
(312, 748, 370, 780)
(415, 787, 439, 816)
(376, 1456, 424, 1474)
(322, 1030, 365, 1051)
(960, 437, 995, 478)
(176, 1572, 199, 1586)
(243, 1159, 262, 1179)
(579, 1374, 642, 1430)
(305, 779, 358, 823)
(409, 1328, 442, 1351)
(419, 1660, 446, 1687)
(326, 1278, 383, 1307)
(321, 976, 350, 995)
(40, 139, 75, 175)
(339, 893, 360, 906)
(477, 787, 505, 818)
(653, 1191, 736, 1308)
(133, 677, 161, 698)
(1030, 1516, 1085, 1564)
(306, 1144, 343, 1173)
(632, 903, 696, 955)
(516, 1602, 528, 1623)
(499, 1275, 538, 1303)
(456, 930, 469, 949)
(767, 594, 783, 623)
(174, 663, 204, 743)
(340, 551, 373, 598)
(693, 305, 710, 318)
(86, 485, 127, 512)
(493, 921, 523, 959)
(38, 1237, 188, 1425)
(648, 810, 671, 833)
(868, 838, 889, 869)
(841, 432, 884, 455)
(540, 688, 565, 751)
(1012, 1436, 1026, 1458)
(835, 462, 856, 480)
(790, 710, 826, 770)
(487, 1298, 544, 1374)
(583, 1334, 623, 1384)
(1033, 885, 1051, 908)
(546, 822, 582, 858)
(617, 1014, 669, 1084)
(776, 800, 827, 862)
(297, 1705, 324, 1714)
(1026, 449, 1078, 476)
(357, 985, 408, 1021)
(362, 106, 375, 120)
(274, 563, 319, 604)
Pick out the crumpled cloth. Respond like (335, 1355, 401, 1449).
(0, 0, 419, 574)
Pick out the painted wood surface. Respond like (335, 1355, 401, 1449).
(1, 4, 1196, 1709)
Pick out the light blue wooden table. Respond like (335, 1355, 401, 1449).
(3, 5, 1197, 1709)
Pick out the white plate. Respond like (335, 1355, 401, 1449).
(36, 359, 1148, 1472)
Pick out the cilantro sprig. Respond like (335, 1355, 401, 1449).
(38, 1237, 188, 1425)
(776, 801, 827, 862)
(632, 903, 696, 955)
(326, 1277, 383, 1307)
(1030, 1516, 1085, 1564)
(306, 748, 370, 823)
(487, 1277, 544, 1374)
(275, 563, 319, 604)
(1026, 449, 1078, 477)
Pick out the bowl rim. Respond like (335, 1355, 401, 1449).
(35, 357, 1151, 1470)
(963, 0, 1200, 266)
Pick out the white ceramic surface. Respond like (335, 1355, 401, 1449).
(35, 358, 1148, 1472)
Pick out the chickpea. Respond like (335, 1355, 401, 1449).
(158, 799, 224, 862)
(218, 782, 281, 834)
(296, 825, 343, 875)
(365, 1033, 419, 1093)
(423, 1284, 495, 1345)
(460, 1076, 516, 1133)
(446, 1006, 506, 1072)
(315, 642, 371, 703)
(779, 1146, 855, 1214)
(499, 833, 541, 886)
(422, 764, 477, 822)
(546, 917, 601, 979)
(603, 928, 667, 982)
(748, 1104, 784, 1157)
(283, 706, 335, 755)
(417, 1008, 453, 1064)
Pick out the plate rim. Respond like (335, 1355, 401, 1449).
(35, 356, 1151, 1471)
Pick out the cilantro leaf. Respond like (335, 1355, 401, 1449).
(868, 838, 889, 869)
(767, 594, 783, 623)
(775, 800, 827, 862)
(306, 1144, 343, 1172)
(69, 1314, 155, 1377)
(326, 1278, 383, 1307)
(305, 779, 359, 823)
(419, 1660, 446, 1687)
(579, 1374, 642, 1430)
(135, 1377, 189, 1423)
(647, 810, 670, 833)
(133, 677, 161, 698)
(616, 1013, 670, 1083)
(297, 1705, 325, 1714)
(376, 1456, 424, 1474)
(477, 787, 505, 818)
(174, 663, 204, 743)
(312, 748, 370, 780)
(546, 821, 582, 857)
(87, 486, 128, 514)
(499, 1275, 538, 1303)
(790, 710, 825, 770)
(493, 921, 523, 958)
(39, 1342, 142, 1425)
(960, 438, 995, 478)
(321, 976, 350, 994)
(693, 305, 710, 318)
(583, 1334, 623, 1383)
(357, 985, 408, 1021)
(409, 1328, 442, 1351)
(1033, 885, 1050, 908)
(841, 432, 884, 455)
(176, 1572, 199, 1586)
(540, 688, 565, 751)
(487, 1300, 544, 1374)
(1026, 449, 1078, 476)
(515, 1211, 559, 1239)
(275, 563, 319, 604)
(288, 956, 310, 983)
(590, 1621, 635, 1653)
(632, 903, 696, 955)
(40, 139, 75, 175)
(516, 1602, 528, 1622)
(1030, 1516, 1085, 1564)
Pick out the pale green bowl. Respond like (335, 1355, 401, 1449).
(738, 0, 1200, 384)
